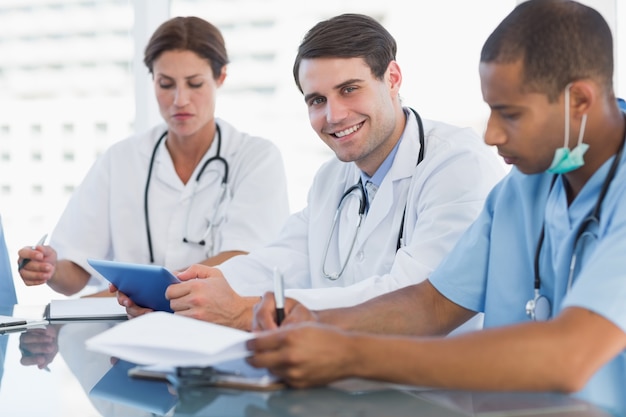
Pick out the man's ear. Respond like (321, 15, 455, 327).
(569, 80, 594, 118)
(386, 60, 402, 95)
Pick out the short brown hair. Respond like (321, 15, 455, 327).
(144, 16, 229, 80)
(293, 13, 396, 93)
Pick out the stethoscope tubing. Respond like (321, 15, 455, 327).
(321, 108, 425, 280)
(144, 124, 228, 263)
(530, 115, 626, 319)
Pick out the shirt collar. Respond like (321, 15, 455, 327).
(360, 130, 404, 187)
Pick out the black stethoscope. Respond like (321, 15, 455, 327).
(321, 108, 425, 280)
(144, 124, 229, 263)
(527, 122, 625, 321)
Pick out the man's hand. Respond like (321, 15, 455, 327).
(166, 264, 258, 330)
(246, 323, 356, 388)
(252, 293, 319, 331)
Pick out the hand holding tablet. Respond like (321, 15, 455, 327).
(88, 259, 180, 312)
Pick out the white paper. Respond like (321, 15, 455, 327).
(48, 297, 127, 320)
(85, 311, 254, 367)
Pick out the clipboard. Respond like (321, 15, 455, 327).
(87, 259, 180, 312)
(129, 358, 285, 391)
(168, 368, 285, 392)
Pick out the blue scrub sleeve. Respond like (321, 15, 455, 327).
(428, 202, 493, 314)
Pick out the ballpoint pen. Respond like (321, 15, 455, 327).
(273, 266, 285, 326)
(18, 234, 48, 271)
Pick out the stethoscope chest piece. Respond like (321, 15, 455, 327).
(525, 289, 551, 321)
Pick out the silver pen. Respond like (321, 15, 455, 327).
(273, 266, 285, 326)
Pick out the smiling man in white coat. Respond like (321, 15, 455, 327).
(118, 13, 506, 331)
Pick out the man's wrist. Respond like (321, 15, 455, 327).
(239, 296, 262, 331)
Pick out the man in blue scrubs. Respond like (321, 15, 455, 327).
(248, 1, 626, 415)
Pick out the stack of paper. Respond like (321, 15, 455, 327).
(85, 312, 254, 367)
(45, 297, 127, 321)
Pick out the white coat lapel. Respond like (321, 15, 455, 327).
(357, 115, 424, 246)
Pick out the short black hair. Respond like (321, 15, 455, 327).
(481, 0, 613, 102)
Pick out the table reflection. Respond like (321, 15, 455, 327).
(0, 315, 620, 417)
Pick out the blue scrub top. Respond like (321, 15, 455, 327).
(0, 216, 17, 387)
(430, 148, 626, 415)
(0, 216, 16, 310)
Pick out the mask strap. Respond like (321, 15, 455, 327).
(564, 82, 588, 148)
(577, 113, 588, 147)
(563, 83, 572, 148)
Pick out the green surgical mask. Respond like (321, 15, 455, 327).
(547, 83, 588, 174)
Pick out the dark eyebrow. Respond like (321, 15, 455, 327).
(156, 73, 203, 81)
(303, 91, 319, 103)
(303, 78, 364, 103)
(489, 104, 517, 112)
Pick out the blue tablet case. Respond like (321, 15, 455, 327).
(87, 259, 180, 312)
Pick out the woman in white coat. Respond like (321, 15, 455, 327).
(17, 17, 289, 296)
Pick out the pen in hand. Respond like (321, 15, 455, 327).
(18, 234, 48, 271)
(273, 266, 285, 326)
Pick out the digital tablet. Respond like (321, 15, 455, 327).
(90, 360, 178, 415)
(87, 259, 180, 312)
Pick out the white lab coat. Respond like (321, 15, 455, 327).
(51, 119, 289, 290)
(220, 110, 506, 312)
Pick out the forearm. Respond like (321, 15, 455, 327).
(198, 250, 247, 267)
(347, 308, 624, 392)
(318, 280, 474, 336)
(47, 260, 90, 296)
